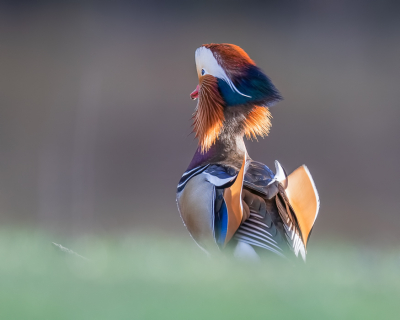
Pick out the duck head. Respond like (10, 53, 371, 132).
(190, 43, 282, 153)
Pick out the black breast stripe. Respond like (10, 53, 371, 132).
(177, 165, 209, 192)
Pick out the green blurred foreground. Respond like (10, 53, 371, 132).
(0, 230, 399, 320)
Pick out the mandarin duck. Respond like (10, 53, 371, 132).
(176, 44, 320, 261)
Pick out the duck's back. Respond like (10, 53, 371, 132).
(233, 160, 305, 260)
(177, 159, 312, 260)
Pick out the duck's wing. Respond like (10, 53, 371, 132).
(274, 165, 320, 260)
(243, 160, 279, 198)
(233, 187, 289, 259)
(284, 165, 320, 249)
(275, 182, 307, 260)
(233, 160, 296, 259)
(237, 160, 319, 261)
(194, 159, 246, 248)
(177, 161, 244, 252)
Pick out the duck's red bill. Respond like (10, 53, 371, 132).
(190, 85, 200, 100)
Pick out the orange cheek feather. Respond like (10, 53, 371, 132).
(192, 75, 272, 151)
(192, 75, 225, 153)
(243, 106, 272, 140)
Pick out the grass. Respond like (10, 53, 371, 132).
(0, 229, 399, 320)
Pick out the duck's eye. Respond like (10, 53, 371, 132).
(201, 69, 205, 76)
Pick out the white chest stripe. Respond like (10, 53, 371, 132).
(204, 172, 235, 186)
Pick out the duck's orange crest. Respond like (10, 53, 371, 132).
(203, 43, 255, 72)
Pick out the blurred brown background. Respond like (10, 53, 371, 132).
(0, 0, 399, 245)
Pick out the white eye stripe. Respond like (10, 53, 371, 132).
(195, 47, 251, 98)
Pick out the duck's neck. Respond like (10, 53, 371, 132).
(187, 132, 247, 171)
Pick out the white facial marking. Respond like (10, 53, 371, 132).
(195, 47, 251, 98)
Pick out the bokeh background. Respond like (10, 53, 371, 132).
(1, 0, 400, 246)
